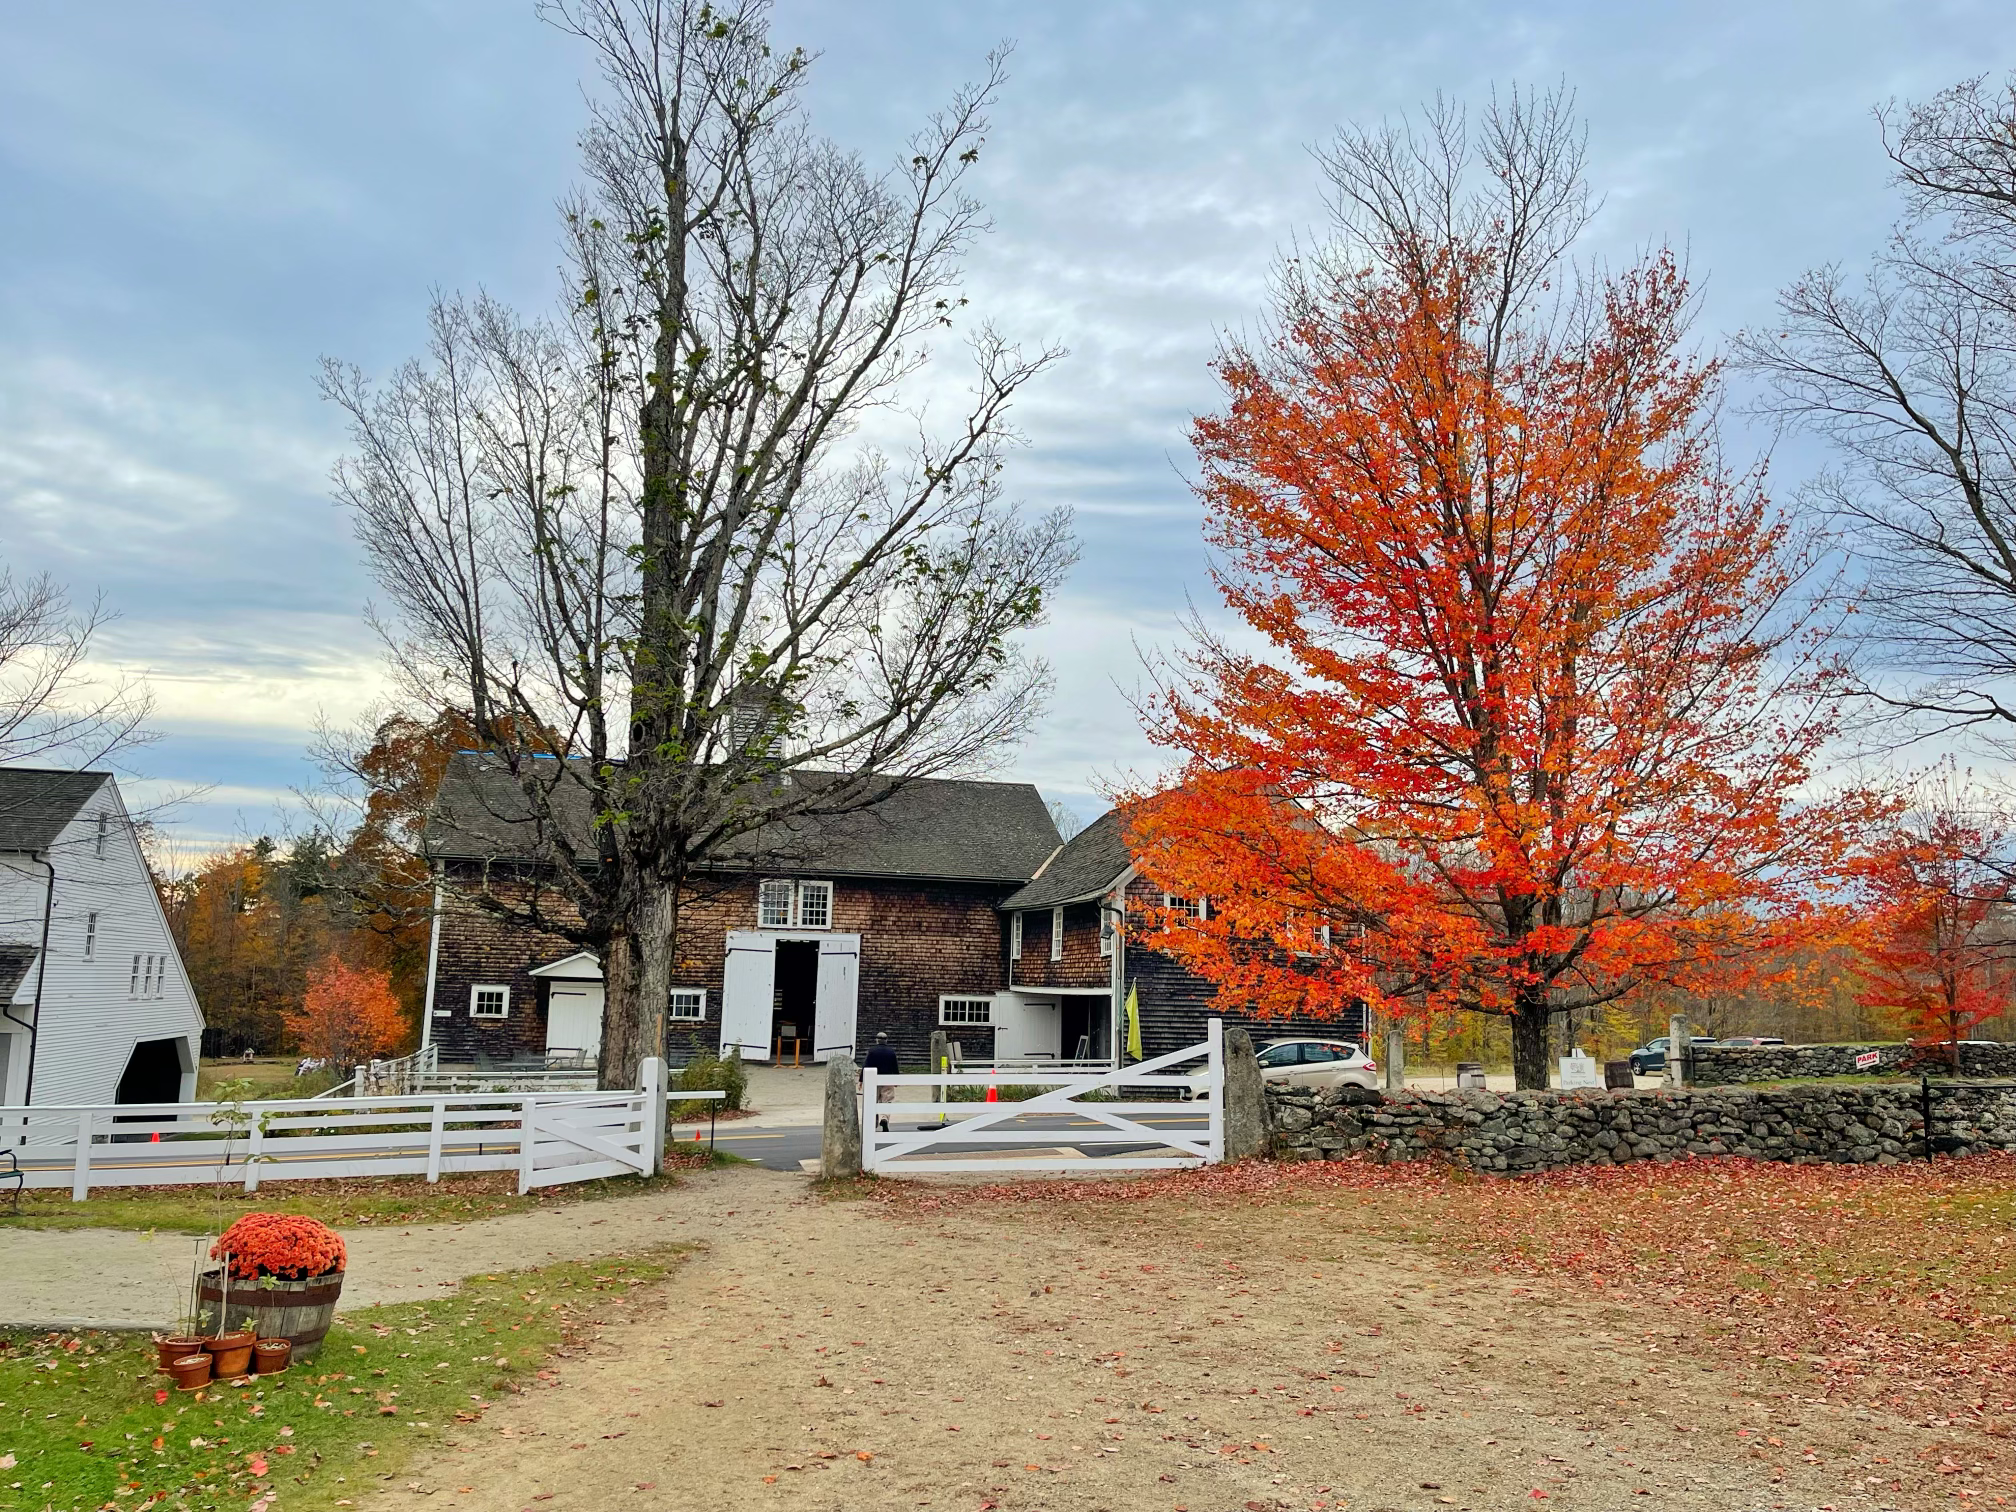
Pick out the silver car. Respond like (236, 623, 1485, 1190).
(1188, 1038, 1379, 1096)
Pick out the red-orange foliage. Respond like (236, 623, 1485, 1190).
(284, 954, 407, 1068)
(1854, 797, 2016, 1066)
(1128, 100, 1878, 1087)
(211, 1212, 347, 1279)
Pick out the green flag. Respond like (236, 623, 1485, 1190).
(1124, 982, 1142, 1062)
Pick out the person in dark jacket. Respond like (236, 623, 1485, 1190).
(862, 1032, 901, 1132)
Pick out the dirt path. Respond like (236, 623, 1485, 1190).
(360, 1168, 1956, 1512)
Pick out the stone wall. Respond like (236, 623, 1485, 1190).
(1266, 1079, 2016, 1172)
(1690, 1040, 2016, 1085)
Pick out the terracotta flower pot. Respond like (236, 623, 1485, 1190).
(205, 1332, 255, 1379)
(155, 1335, 205, 1372)
(253, 1338, 292, 1374)
(168, 1354, 212, 1391)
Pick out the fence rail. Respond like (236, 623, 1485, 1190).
(0, 1059, 685, 1199)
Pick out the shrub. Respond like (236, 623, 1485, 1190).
(211, 1212, 348, 1279)
(672, 1045, 747, 1118)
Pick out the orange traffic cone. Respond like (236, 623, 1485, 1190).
(150, 1131, 160, 1143)
(985, 1077, 999, 1104)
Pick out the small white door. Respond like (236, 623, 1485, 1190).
(720, 932, 776, 1061)
(813, 935, 860, 1062)
(545, 984, 604, 1059)
(992, 993, 1060, 1060)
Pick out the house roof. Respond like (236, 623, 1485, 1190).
(1000, 809, 1131, 911)
(0, 768, 110, 852)
(424, 753, 1063, 885)
(0, 945, 38, 1002)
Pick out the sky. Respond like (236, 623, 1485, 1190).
(3, 0, 2014, 859)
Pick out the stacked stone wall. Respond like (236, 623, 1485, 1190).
(1690, 1041, 2016, 1085)
(1266, 1079, 2016, 1172)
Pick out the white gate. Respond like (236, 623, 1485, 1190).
(862, 1018, 1223, 1173)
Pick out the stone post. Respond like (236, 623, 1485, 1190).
(821, 1052, 861, 1179)
(1385, 1028, 1406, 1092)
(1223, 1027, 1267, 1161)
(1666, 1014, 1689, 1090)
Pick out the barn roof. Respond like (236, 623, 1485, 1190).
(999, 809, 1132, 911)
(0, 768, 110, 853)
(424, 753, 1062, 886)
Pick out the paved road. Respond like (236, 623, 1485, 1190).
(711, 1109, 1213, 1171)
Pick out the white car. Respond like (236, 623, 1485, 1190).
(1188, 1038, 1379, 1097)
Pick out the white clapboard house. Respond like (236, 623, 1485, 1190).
(0, 768, 203, 1105)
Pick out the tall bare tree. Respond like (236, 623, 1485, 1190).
(323, 0, 1074, 1086)
(0, 568, 151, 768)
(1739, 73, 2016, 738)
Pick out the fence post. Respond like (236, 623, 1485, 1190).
(426, 1098, 446, 1183)
(1665, 1014, 1690, 1090)
(822, 1052, 861, 1180)
(1207, 1016, 1225, 1164)
(1222, 1025, 1267, 1161)
(1384, 1028, 1406, 1092)
(352, 1065, 367, 1100)
(639, 1057, 668, 1176)
(71, 1108, 92, 1202)
(517, 1096, 537, 1195)
(244, 1111, 264, 1192)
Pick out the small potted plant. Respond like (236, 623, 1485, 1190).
(253, 1337, 292, 1373)
(198, 1214, 348, 1362)
(166, 1351, 213, 1391)
(154, 1331, 207, 1372)
(204, 1320, 257, 1380)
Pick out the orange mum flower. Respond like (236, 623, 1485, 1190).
(210, 1213, 347, 1280)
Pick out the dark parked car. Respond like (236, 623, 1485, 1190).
(1715, 1036, 1786, 1048)
(1628, 1036, 1721, 1075)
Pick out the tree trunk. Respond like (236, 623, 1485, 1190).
(1510, 995, 1551, 1090)
(598, 883, 675, 1091)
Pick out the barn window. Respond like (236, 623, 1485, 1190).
(758, 880, 794, 928)
(84, 912, 98, 960)
(470, 984, 510, 1019)
(940, 996, 993, 1026)
(95, 813, 109, 859)
(795, 880, 833, 929)
(669, 989, 707, 1021)
(1050, 906, 1063, 961)
(1009, 912, 1023, 960)
(129, 954, 142, 996)
(1099, 903, 1115, 958)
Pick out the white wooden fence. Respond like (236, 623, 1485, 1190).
(0, 1058, 686, 1199)
(863, 1019, 1223, 1174)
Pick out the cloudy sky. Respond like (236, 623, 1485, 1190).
(2, 0, 2012, 857)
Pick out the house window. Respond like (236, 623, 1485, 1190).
(1099, 903, 1115, 958)
(1050, 906, 1063, 962)
(757, 879, 833, 929)
(147, 955, 162, 996)
(1009, 912, 1022, 960)
(758, 880, 794, 928)
(470, 984, 510, 1019)
(940, 996, 993, 1026)
(796, 880, 833, 930)
(129, 953, 142, 996)
(83, 912, 98, 960)
(669, 988, 707, 1021)
(95, 813, 109, 859)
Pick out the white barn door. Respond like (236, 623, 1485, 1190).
(813, 934, 860, 1062)
(545, 985, 604, 1059)
(720, 932, 775, 1061)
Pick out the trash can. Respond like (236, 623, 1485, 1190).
(1455, 1062, 1486, 1091)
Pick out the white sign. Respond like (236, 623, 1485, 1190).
(1854, 1049, 1882, 1071)
(1557, 1049, 1603, 1090)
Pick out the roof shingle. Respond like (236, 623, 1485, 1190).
(0, 768, 109, 853)
(999, 809, 1131, 911)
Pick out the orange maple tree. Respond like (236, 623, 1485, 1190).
(284, 954, 407, 1068)
(1126, 94, 1878, 1087)
(1855, 798, 2016, 1069)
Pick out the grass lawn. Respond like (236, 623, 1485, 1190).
(0, 1149, 736, 1235)
(195, 1061, 344, 1103)
(0, 1247, 686, 1512)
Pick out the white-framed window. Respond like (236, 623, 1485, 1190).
(1099, 903, 1115, 958)
(1162, 892, 1180, 911)
(1160, 892, 1209, 920)
(669, 988, 707, 1021)
(83, 912, 98, 960)
(95, 813, 109, 859)
(796, 880, 833, 930)
(1050, 906, 1064, 961)
(1009, 911, 1023, 960)
(757, 879, 834, 929)
(758, 879, 794, 928)
(470, 984, 510, 1019)
(147, 954, 163, 996)
(129, 953, 142, 996)
(940, 995, 993, 1026)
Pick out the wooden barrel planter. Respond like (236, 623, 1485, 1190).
(197, 1268, 344, 1361)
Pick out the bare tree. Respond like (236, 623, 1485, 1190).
(0, 568, 151, 769)
(323, 0, 1074, 1086)
(1738, 73, 2016, 738)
